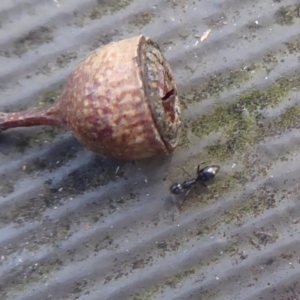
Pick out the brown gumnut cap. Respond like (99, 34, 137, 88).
(58, 35, 181, 160)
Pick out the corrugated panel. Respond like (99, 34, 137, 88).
(1, 0, 300, 299)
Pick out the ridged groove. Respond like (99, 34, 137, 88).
(1, 0, 300, 299)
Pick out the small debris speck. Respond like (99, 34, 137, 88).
(200, 29, 212, 42)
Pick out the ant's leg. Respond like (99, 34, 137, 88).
(200, 182, 208, 188)
(178, 189, 191, 210)
(178, 181, 196, 210)
(183, 189, 191, 201)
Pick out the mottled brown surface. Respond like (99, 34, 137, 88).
(0, 35, 181, 160)
(60, 35, 181, 160)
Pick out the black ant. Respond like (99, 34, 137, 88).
(170, 164, 220, 195)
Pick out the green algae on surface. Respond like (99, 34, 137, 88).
(192, 102, 256, 162)
(89, 0, 132, 20)
(181, 65, 256, 108)
(177, 119, 193, 149)
(176, 72, 300, 215)
(285, 38, 300, 55)
(13, 26, 54, 57)
(221, 190, 277, 225)
(56, 52, 78, 68)
(191, 74, 300, 162)
(272, 106, 300, 132)
(89, 30, 120, 51)
(178, 173, 243, 212)
(275, 5, 300, 26)
(165, 269, 196, 289)
(1, 259, 63, 297)
(134, 236, 252, 299)
(74, 0, 133, 26)
(38, 86, 63, 106)
(128, 12, 155, 28)
(136, 186, 284, 299)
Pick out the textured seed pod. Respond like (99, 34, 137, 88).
(0, 35, 181, 160)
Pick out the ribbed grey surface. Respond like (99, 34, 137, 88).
(1, 0, 300, 299)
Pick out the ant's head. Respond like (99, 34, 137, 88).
(170, 183, 183, 195)
(206, 165, 220, 176)
(198, 165, 221, 181)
